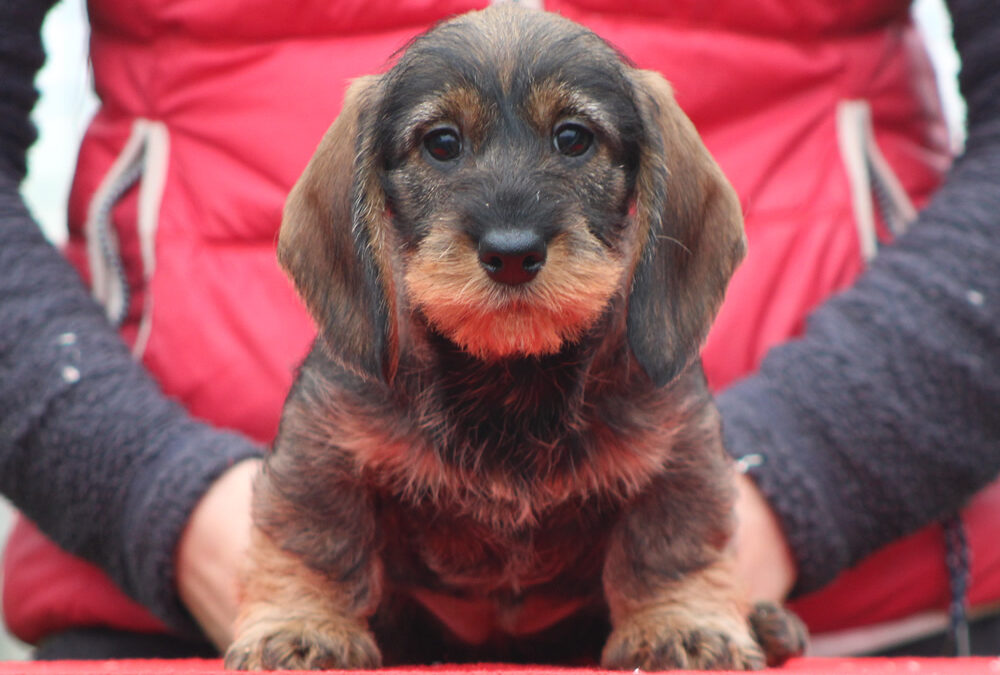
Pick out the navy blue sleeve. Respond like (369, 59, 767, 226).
(0, 0, 263, 638)
(719, 0, 1000, 596)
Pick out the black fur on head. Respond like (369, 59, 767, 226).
(277, 5, 744, 387)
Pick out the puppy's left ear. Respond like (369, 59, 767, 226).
(278, 76, 399, 383)
(626, 70, 746, 387)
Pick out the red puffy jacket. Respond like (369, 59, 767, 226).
(5, 0, 995, 652)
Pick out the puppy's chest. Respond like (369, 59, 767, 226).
(380, 496, 608, 589)
(397, 369, 668, 503)
(377, 496, 609, 641)
(371, 383, 629, 592)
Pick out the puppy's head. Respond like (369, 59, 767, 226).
(279, 6, 745, 386)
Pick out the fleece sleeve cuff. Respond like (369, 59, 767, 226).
(718, 377, 850, 598)
(122, 423, 264, 639)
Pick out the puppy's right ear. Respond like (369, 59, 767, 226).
(278, 76, 399, 383)
(626, 71, 746, 387)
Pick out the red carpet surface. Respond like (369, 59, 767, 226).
(2, 660, 1000, 675)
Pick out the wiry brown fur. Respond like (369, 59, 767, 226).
(226, 5, 805, 671)
(227, 531, 382, 670)
(405, 223, 626, 359)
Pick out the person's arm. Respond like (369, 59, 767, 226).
(0, 0, 263, 641)
(724, 0, 1000, 599)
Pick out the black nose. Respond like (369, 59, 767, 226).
(477, 229, 547, 285)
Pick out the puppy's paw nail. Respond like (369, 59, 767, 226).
(602, 613, 766, 671)
(225, 622, 382, 671)
(749, 601, 808, 666)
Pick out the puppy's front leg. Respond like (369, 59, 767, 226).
(225, 527, 382, 670)
(601, 454, 768, 671)
(225, 443, 383, 670)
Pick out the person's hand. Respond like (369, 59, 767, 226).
(732, 470, 797, 604)
(176, 458, 261, 650)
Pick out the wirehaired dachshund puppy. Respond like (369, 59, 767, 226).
(225, 5, 806, 671)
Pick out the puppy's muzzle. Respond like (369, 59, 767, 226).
(477, 228, 547, 286)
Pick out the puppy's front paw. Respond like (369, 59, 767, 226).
(749, 601, 807, 667)
(602, 609, 765, 671)
(224, 615, 382, 671)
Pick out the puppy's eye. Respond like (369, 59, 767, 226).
(553, 122, 594, 157)
(423, 127, 462, 162)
